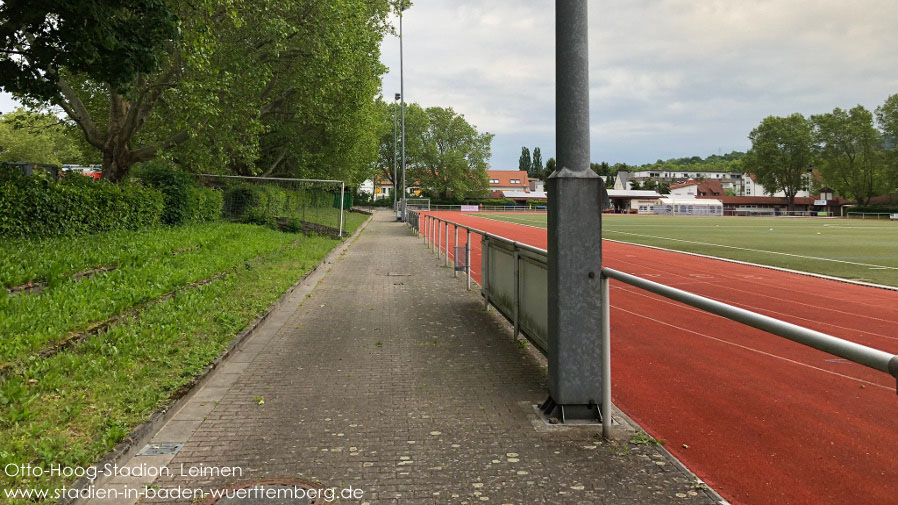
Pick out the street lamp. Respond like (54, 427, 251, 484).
(398, 0, 407, 222)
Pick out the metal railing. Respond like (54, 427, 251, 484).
(427, 204, 548, 212)
(409, 210, 898, 438)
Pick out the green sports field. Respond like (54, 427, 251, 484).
(472, 213, 898, 288)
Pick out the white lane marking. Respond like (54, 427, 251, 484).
(612, 285, 898, 343)
(606, 230, 898, 271)
(613, 306, 892, 391)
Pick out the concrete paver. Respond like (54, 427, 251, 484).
(103, 211, 720, 505)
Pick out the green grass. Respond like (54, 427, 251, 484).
(341, 211, 369, 234)
(472, 213, 898, 287)
(0, 231, 342, 503)
(0, 223, 308, 366)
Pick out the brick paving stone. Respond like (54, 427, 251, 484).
(139, 211, 720, 505)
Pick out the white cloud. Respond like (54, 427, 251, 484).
(381, 0, 898, 168)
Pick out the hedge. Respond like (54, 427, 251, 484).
(0, 166, 164, 238)
(132, 164, 222, 224)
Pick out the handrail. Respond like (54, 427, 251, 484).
(601, 267, 898, 390)
(413, 210, 548, 257)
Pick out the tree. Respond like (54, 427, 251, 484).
(519, 147, 531, 173)
(530, 147, 543, 177)
(371, 99, 428, 201)
(745, 113, 815, 209)
(0, 0, 396, 182)
(392, 105, 493, 199)
(812, 106, 885, 205)
(0, 0, 183, 181)
(0, 108, 86, 165)
(876, 93, 898, 191)
(0, 0, 178, 100)
(544, 157, 556, 180)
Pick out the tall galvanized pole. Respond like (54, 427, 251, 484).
(393, 101, 398, 212)
(399, 0, 408, 222)
(543, 0, 605, 422)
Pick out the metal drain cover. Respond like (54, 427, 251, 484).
(137, 442, 183, 456)
(200, 479, 325, 505)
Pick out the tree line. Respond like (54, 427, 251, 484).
(0, 0, 399, 185)
(746, 95, 898, 206)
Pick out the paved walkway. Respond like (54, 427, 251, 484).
(95, 211, 720, 505)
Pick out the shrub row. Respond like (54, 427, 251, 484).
(0, 167, 164, 238)
(133, 164, 223, 224)
(850, 205, 898, 214)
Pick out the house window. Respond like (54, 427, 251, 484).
(510, 179, 521, 184)
(489, 179, 499, 184)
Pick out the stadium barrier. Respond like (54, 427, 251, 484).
(847, 212, 896, 220)
(429, 204, 548, 212)
(409, 210, 898, 439)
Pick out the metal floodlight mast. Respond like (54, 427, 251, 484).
(393, 94, 399, 212)
(399, 0, 407, 222)
(542, 0, 606, 423)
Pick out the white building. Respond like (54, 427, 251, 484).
(654, 197, 724, 216)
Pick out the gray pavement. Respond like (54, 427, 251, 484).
(96, 211, 721, 505)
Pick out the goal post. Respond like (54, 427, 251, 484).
(405, 198, 431, 211)
(197, 174, 347, 237)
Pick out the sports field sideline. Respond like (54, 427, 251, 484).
(473, 213, 898, 288)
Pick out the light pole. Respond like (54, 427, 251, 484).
(393, 93, 400, 212)
(398, 0, 407, 222)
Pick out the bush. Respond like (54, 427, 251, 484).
(0, 166, 164, 238)
(133, 164, 222, 224)
(851, 205, 898, 214)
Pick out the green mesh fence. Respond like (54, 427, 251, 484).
(197, 175, 346, 236)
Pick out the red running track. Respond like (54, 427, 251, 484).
(419, 211, 898, 505)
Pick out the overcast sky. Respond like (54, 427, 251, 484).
(3, 1, 896, 171)
(380, 0, 898, 170)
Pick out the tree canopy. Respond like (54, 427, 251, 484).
(812, 105, 884, 205)
(374, 100, 492, 199)
(0, 0, 398, 183)
(745, 113, 814, 206)
(518, 147, 531, 174)
(0, 108, 86, 165)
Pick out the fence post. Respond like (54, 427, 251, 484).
(437, 220, 442, 257)
(481, 235, 490, 309)
(339, 182, 345, 238)
(601, 273, 611, 439)
(513, 247, 520, 339)
(466, 229, 472, 291)
(454, 225, 459, 278)
(445, 222, 450, 267)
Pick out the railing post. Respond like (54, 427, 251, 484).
(454, 225, 459, 278)
(437, 220, 442, 257)
(601, 273, 611, 439)
(481, 235, 490, 309)
(445, 222, 450, 267)
(513, 247, 520, 339)
(466, 229, 472, 291)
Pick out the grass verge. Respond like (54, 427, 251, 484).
(0, 233, 342, 502)
(0, 223, 306, 366)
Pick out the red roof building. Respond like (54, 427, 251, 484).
(487, 170, 529, 192)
